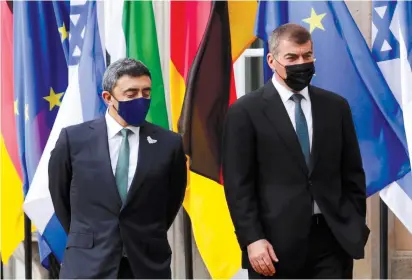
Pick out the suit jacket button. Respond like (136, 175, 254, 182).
(308, 181, 313, 186)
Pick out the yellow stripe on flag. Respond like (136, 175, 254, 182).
(169, 2, 257, 278)
(228, 1, 258, 61)
(0, 135, 25, 264)
(170, 61, 186, 133)
(170, 71, 240, 277)
(183, 171, 241, 279)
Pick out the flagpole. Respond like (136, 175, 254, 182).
(380, 198, 388, 279)
(183, 211, 193, 279)
(1, 257, 4, 279)
(24, 214, 32, 279)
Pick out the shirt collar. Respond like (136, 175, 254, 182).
(105, 110, 140, 139)
(271, 75, 310, 104)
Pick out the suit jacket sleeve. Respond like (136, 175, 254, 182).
(222, 104, 265, 249)
(166, 135, 187, 229)
(49, 128, 72, 234)
(341, 99, 367, 217)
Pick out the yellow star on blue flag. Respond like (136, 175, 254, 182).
(302, 8, 326, 33)
(58, 23, 68, 42)
(43, 87, 64, 111)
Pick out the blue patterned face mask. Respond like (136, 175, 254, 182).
(113, 96, 151, 126)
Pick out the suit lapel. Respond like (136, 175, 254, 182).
(308, 86, 324, 175)
(89, 118, 122, 208)
(124, 122, 156, 207)
(262, 82, 308, 174)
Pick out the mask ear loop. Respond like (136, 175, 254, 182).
(109, 93, 120, 113)
(272, 55, 288, 81)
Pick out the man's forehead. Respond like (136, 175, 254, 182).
(114, 76, 151, 91)
(117, 75, 151, 84)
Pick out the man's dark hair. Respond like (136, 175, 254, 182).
(269, 23, 312, 56)
(102, 58, 151, 93)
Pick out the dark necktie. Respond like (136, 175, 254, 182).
(291, 94, 310, 165)
(291, 94, 320, 214)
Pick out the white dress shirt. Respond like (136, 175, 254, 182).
(272, 76, 313, 150)
(271, 76, 320, 214)
(105, 111, 139, 192)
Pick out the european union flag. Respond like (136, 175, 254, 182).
(255, 1, 410, 196)
(14, 0, 69, 267)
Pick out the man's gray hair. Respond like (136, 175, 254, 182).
(102, 58, 151, 93)
(268, 23, 312, 56)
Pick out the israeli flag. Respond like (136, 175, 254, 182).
(23, 0, 106, 263)
(372, 1, 412, 233)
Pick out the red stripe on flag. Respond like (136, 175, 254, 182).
(170, 0, 212, 81)
(1, 2, 22, 179)
(220, 64, 237, 185)
(229, 64, 237, 106)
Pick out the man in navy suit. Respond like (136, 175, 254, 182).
(49, 58, 187, 279)
(222, 24, 368, 279)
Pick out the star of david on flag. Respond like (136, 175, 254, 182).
(372, 0, 412, 234)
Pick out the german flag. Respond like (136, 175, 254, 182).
(0, 1, 25, 263)
(170, 0, 257, 278)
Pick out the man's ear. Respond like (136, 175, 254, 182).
(102, 91, 112, 106)
(267, 53, 277, 72)
(267, 52, 274, 65)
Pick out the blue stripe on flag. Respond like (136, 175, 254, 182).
(76, 1, 107, 120)
(372, 0, 412, 232)
(38, 233, 51, 269)
(42, 214, 67, 262)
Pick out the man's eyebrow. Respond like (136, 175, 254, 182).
(284, 51, 313, 57)
(284, 53, 298, 57)
(123, 86, 151, 92)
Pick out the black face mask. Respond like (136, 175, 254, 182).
(277, 61, 315, 92)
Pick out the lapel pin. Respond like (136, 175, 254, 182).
(147, 136, 157, 144)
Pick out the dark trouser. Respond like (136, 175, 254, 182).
(117, 257, 135, 279)
(248, 215, 353, 279)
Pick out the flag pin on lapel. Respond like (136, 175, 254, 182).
(147, 136, 157, 144)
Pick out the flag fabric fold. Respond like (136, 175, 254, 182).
(104, 0, 169, 129)
(178, 0, 233, 183)
(123, 1, 169, 129)
(173, 0, 258, 278)
(170, 0, 212, 133)
(0, 1, 26, 264)
(372, 0, 412, 234)
(255, 0, 410, 198)
(14, 0, 69, 266)
(23, 0, 106, 265)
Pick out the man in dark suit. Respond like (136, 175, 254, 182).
(222, 23, 369, 279)
(49, 58, 187, 279)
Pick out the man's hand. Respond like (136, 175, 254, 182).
(247, 239, 278, 276)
